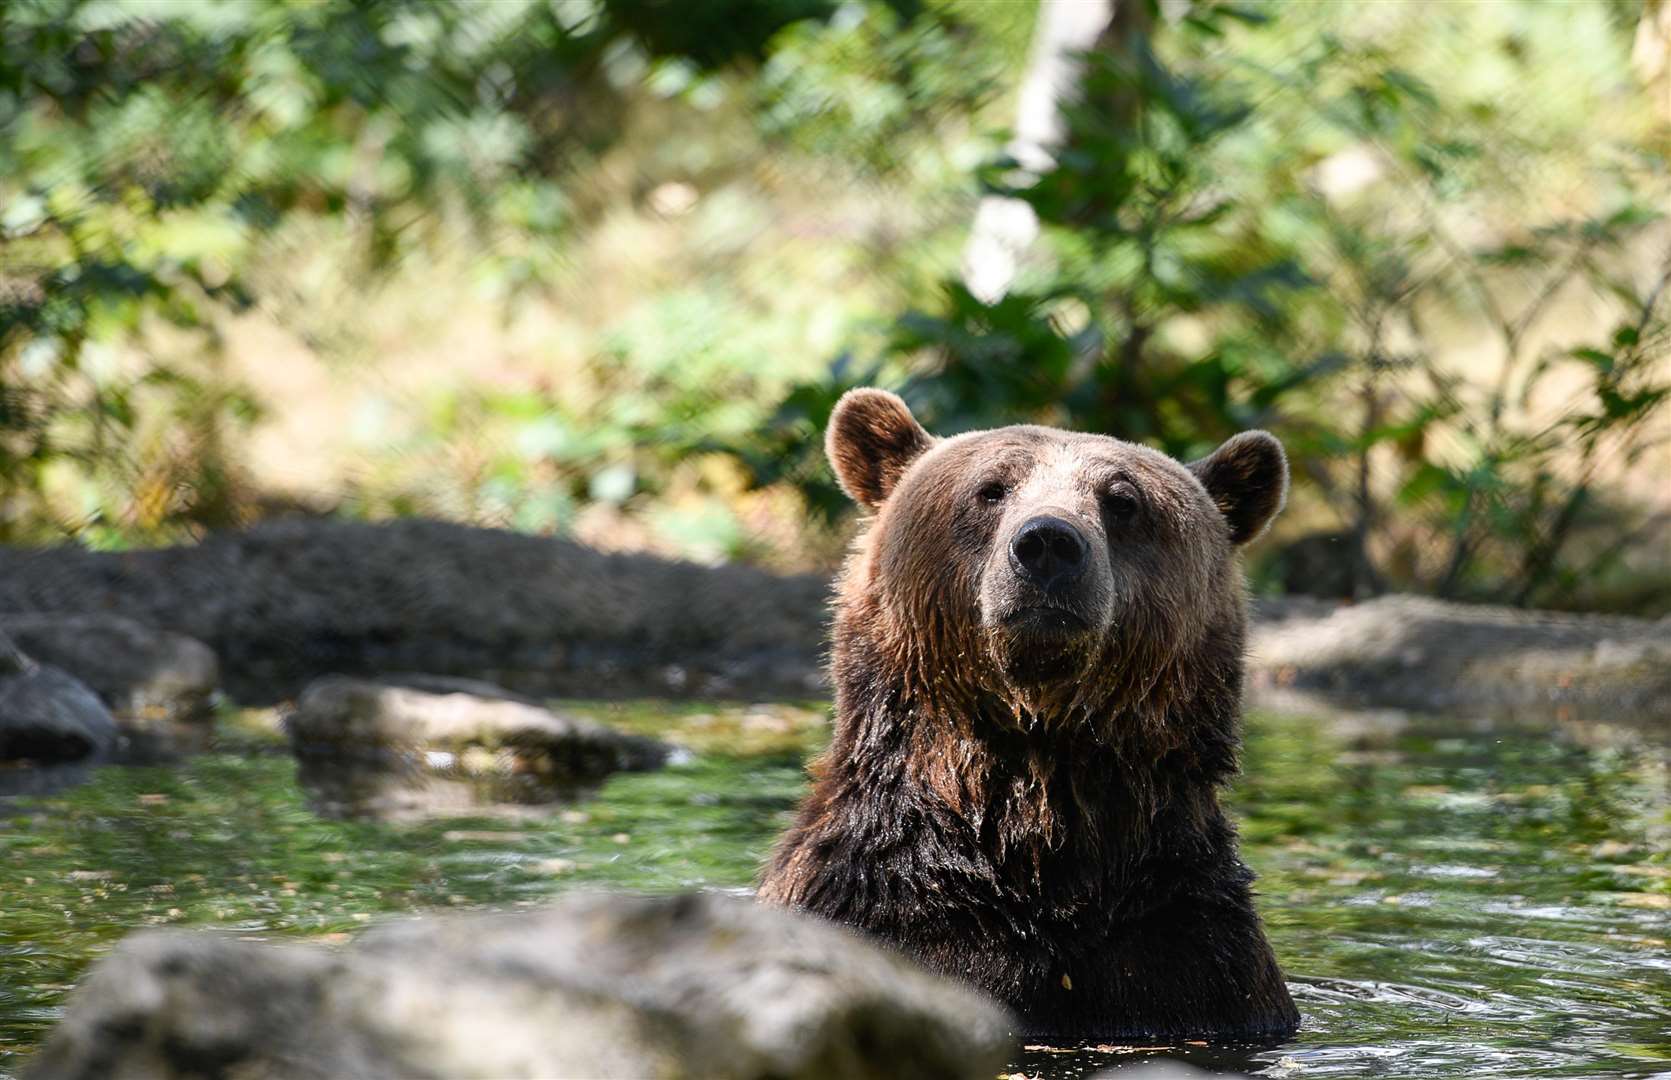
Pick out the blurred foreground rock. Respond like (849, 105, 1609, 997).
(27, 891, 1016, 1080)
(1250, 595, 1671, 725)
(1089, 1061, 1248, 1078)
(0, 613, 218, 723)
(0, 631, 118, 764)
(286, 675, 673, 819)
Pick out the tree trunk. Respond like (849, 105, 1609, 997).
(1635, 0, 1671, 122)
(960, 0, 1116, 303)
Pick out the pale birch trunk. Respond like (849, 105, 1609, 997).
(1635, 0, 1671, 122)
(961, 0, 1115, 303)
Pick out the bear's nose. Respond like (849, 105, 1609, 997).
(1009, 515, 1089, 592)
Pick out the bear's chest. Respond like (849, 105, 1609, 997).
(896, 780, 1173, 926)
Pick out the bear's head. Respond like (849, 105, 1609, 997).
(826, 388, 1287, 729)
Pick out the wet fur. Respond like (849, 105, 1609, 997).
(759, 392, 1299, 1043)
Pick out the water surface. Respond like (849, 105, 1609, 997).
(1, 703, 1665, 1078)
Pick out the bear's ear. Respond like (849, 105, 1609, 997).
(1188, 431, 1288, 545)
(825, 388, 934, 510)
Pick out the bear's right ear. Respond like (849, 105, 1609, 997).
(825, 388, 934, 510)
(1188, 430, 1288, 545)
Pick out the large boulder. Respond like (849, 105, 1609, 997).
(1249, 595, 1671, 723)
(27, 891, 1017, 1080)
(0, 632, 119, 764)
(285, 675, 674, 819)
(0, 614, 218, 723)
(0, 519, 829, 703)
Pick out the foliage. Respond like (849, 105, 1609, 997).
(2, 0, 1668, 610)
(748, 0, 1671, 609)
(274, 0, 1023, 563)
(0, 0, 960, 543)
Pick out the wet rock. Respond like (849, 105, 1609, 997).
(27, 890, 1016, 1080)
(285, 675, 673, 819)
(286, 674, 670, 770)
(0, 614, 219, 723)
(0, 760, 99, 798)
(0, 633, 119, 764)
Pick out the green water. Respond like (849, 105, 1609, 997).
(1, 703, 1666, 1079)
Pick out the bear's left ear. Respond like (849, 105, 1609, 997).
(1188, 431, 1288, 545)
(825, 388, 934, 510)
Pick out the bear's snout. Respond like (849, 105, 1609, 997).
(980, 504, 1116, 686)
(1008, 515, 1089, 593)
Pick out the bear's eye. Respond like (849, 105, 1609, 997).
(977, 481, 1008, 505)
(1104, 483, 1140, 519)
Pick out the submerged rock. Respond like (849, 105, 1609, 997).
(27, 891, 1017, 1080)
(0, 633, 119, 764)
(285, 675, 673, 819)
(0, 614, 219, 724)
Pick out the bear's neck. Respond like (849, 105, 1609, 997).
(826, 628, 1244, 874)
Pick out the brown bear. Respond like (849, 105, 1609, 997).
(758, 388, 1300, 1044)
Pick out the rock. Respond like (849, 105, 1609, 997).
(3, 519, 1666, 722)
(0, 631, 21, 677)
(286, 674, 670, 771)
(27, 890, 1017, 1080)
(1249, 595, 1671, 725)
(284, 675, 674, 819)
(1261, 529, 1368, 601)
(0, 519, 829, 703)
(0, 632, 119, 764)
(1090, 1061, 1247, 1078)
(0, 760, 100, 798)
(0, 614, 219, 723)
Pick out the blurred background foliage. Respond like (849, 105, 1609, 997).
(2, 0, 1669, 612)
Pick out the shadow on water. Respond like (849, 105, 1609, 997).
(0, 701, 1666, 1079)
(0, 725, 216, 800)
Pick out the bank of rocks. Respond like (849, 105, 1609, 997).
(0, 519, 826, 703)
(2, 520, 1667, 721)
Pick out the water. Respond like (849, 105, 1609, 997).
(0, 702, 1666, 1079)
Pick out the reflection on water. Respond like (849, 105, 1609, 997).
(0, 702, 1665, 1079)
(292, 751, 608, 822)
(1022, 712, 1671, 1079)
